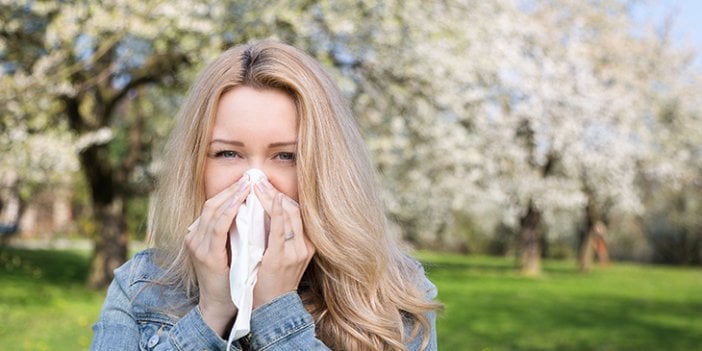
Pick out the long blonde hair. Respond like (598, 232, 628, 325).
(149, 40, 440, 350)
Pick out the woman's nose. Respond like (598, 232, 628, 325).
(244, 161, 268, 178)
(246, 158, 264, 171)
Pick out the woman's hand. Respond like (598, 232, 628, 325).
(252, 179, 316, 309)
(185, 175, 250, 336)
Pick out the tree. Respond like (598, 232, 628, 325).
(286, 0, 502, 246)
(456, 0, 698, 274)
(4, 0, 700, 289)
(0, 0, 363, 287)
(1, 0, 238, 287)
(636, 21, 702, 265)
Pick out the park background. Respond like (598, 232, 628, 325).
(1, 0, 701, 350)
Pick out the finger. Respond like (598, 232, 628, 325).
(189, 176, 249, 257)
(200, 175, 250, 223)
(282, 198, 305, 253)
(282, 210, 293, 249)
(283, 198, 316, 259)
(266, 193, 285, 253)
(205, 178, 250, 238)
(212, 178, 250, 226)
(211, 183, 250, 247)
(253, 178, 277, 213)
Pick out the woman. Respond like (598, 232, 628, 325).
(91, 40, 440, 351)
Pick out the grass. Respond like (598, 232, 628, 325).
(1, 247, 700, 350)
(0, 248, 103, 351)
(416, 251, 702, 351)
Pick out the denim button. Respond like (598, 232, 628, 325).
(147, 334, 159, 348)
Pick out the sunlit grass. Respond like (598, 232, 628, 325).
(0, 248, 103, 351)
(417, 251, 702, 351)
(1, 247, 701, 350)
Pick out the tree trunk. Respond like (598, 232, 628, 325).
(518, 201, 542, 276)
(59, 50, 190, 289)
(0, 170, 21, 225)
(577, 226, 595, 272)
(87, 196, 128, 288)
(79, 144, 129, 289)
(578, 193, 609, 272)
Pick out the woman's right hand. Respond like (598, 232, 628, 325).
(251, 179, 316, 309)
(185, 175, 250, 337)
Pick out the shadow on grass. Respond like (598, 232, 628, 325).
(0, 247, 90, 285)
(457, 293, 702, 351)
(417, 252, 702, 350)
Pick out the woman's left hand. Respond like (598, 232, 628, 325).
(252, 179, 316, 309)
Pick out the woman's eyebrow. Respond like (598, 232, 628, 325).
(209, 139, 244, 146)
(268, 141, 297, 148)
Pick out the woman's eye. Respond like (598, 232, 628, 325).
(214, 150, 240, 158)
(276, 152, 296, 161)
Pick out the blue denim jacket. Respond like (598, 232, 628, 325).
(91, 250, 438, 350)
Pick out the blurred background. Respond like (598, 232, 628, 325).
(1, 1, 701, 350)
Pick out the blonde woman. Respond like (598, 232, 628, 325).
(91, 41, 440, 351)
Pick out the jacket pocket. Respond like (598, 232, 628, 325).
(137, 315, 174, 351)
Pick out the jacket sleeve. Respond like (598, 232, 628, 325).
(90, 275, 141, 350)
(247, 292, 331, 350)
(248, 272, 439, 351)
(90, 256, 241, 351)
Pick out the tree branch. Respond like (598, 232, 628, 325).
(103, 52, 190, 119)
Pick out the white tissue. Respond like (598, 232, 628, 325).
(227, 168, 267, 345)
(187, 169, 267, 348)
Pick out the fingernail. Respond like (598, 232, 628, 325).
(261, 178, 273, 190)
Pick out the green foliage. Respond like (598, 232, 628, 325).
(643, 187, 702, 265)
(417, 251, 702, 351)
(126, 195, 149, 241)
(452, 213, 491, 254)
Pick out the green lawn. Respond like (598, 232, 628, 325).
(1, 247, 701, 350)
(417, 251, 702, 351)
(0, 248, 103, 351)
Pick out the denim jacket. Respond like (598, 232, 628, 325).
(91, 250, 438, 350)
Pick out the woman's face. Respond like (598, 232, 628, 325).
(204, 86, 298, 200)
